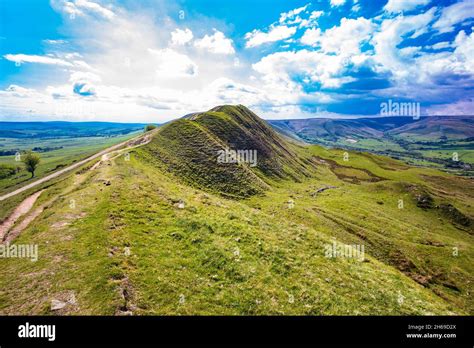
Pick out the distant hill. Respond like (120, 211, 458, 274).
(0, 121, 148, 138)
(269, 116, 474, 142)
(387, 116, 474, 139)
(269, 116, 474, 174)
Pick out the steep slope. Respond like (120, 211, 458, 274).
(0, 139, 463, 315)
(144, 105, 315, 198)
(0, 105, 471, 316)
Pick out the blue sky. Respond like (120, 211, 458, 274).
(0, 0, 473, 122)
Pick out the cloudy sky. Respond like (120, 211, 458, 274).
(0, 0, 473, 122)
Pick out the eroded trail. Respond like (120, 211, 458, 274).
(0, 132, 155, 243)
(0, 131, 155, 202)
(0, 190, 44, 241)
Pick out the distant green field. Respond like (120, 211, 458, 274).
(419, 149, 474, 162)
(344, 138, 405, 152)
(0, 132, 142, 196)
(309, 137, 473, 176)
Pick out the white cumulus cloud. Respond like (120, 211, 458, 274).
(301, 17, 374, 56)
(252, 49, 352, 90)
(279, 4, 309, 23)
(330, 0, 346, 7)
(300, 27, 322, 46)
(170, 28, 193, 45)
(148, 48, 198, 77)
(432, 0, 474, 33)
(194, 30, 235, 54)
(384, 0, 431, 13)
(371, 8, 437, 78)
(245, 25, 297, 48)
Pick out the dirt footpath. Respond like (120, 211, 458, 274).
(0, 190, 44, 241)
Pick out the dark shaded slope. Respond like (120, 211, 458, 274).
(143, 105, 315, 198)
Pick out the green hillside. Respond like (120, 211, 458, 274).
(145, 105, 315, 198)
(0, 105, 472, 315)
(269, 116, 474, 175)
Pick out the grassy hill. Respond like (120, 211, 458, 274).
(269, 117, 415, 142)
(387, 116, 474, 139)
(0, 105, 472, 315)
(269, 116, 474, 175)
(144, 105, 315, 198)
(269, 116, 474, 142)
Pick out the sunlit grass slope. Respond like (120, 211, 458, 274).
(0, 105, 471, 315)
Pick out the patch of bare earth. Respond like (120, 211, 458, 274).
(0, 190, 44, 241)
(115, 277, 136, 316)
